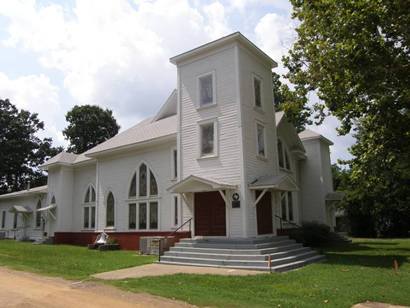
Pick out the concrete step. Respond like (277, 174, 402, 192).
(160, 250, 318, 268)
(164, 246, 312, 261)
(175, 239, 297, 250)
(169, 242, 303, 255)
(158, 254, 325, 272)
(179, 236, 289, 245)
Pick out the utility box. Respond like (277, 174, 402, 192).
(139, 236, 176, 255)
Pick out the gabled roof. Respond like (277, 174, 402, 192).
(0, 185, 48, 200)
(168, 175, 237, 193)
(275, 111, 305, 155)
(299, 129, 334, 145)
(170, 32, 277, 68)
(153, 89, 177, 122)
(9, 205, 32, 213)
(275, 111, 285, 126)
(249, 174, 299, 191)
(85, 115, 177, 158)
(41, 151, 78, 168)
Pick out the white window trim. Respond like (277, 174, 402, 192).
(252, 73, 264, 111)
(197, 71, 216, 109)
(1, 210, 6, 229)
(278, 138, 292, 171)
(171, 147, 178, 181)
(82, 204, 96, 230)
(134, 200, 160, 231)
(255, 121, 267, 160)
(105, 192, 115, 229)
(173, 195, 179, 227)
(280, 192, 294, 222)
(197, 118, 219, 159)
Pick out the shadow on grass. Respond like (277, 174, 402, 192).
(323, 252, 407, 269)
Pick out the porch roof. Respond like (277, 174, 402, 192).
(168, 175, 237, 193)
(36, 204, 57, 212)
(9, 205, 32, 214)
(249, 174, 299, 191)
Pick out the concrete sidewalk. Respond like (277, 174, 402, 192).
(92, 263, 264, 280)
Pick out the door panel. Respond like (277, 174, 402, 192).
(194, 191, 226, 236)
(256, 191, 273, 235)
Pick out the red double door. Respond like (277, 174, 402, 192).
(194, 191, 226, 236)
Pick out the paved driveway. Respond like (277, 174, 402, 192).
(0, 267, 191, 308)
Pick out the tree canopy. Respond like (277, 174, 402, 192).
(272, 72, 311, 132)
(63, 105, 120, 154)
(286, 0, 410, 236)
(0, 99, 62, 194)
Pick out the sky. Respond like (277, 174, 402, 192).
(0, 0, 354, 163)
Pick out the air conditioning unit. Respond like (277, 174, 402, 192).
(139, 236, 175, 255)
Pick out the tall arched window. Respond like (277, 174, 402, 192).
(83, 185, 96, 229)
(51, 195, 56, 204)
(35, 200, 42, 228)
(128, 163, 159, 230)
(106, 192, 115, 227)
(277, 139, 291, 171)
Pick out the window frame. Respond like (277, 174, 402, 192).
(82, 185, 96, 230)
(197, 71, 216, 109)
(198, 118, 218, 159)
(252, 73, 263, 110)
(278, 138, 292, 171)
(1, 210, 6, 229)
(171, 148, 178, 180)
(280, 192, 294, 222)
(35, 200, 42, 228)
(173, 195, 179, 227)
(127, 163, 160, 231)
(256, 121, 267, 160)
(106, 192, 115, 228)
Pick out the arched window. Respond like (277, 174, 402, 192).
(83, 185, 96, 229)
(106, 192, 115, 227)
(51, 195, 56, 204)
(84, 185, 96, 203)
(35, 200, 42, 228)
(128, 163, 159, 230)
(277, 139, 291, 171)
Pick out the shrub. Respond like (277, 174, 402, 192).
(289, 221, 331, 247)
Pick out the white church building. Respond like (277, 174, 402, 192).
(0, 33, 340, 254)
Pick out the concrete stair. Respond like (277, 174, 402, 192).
(159, 236, 325, 272)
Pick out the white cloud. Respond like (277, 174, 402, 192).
(254, 12, 296, 73)
(203, 2, 231, 39)
(0, 72, 66, 146)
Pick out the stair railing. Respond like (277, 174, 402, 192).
(274, 215, 301, 231)
(167, 217, 192, 239)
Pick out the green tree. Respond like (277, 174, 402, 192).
(63, 105, 120, 154)
(0, 99, 62, 194)
(272, 72, 312, 132)
(286, 0, 410, 236)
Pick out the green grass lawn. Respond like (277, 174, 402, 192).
(0, 240, 155, 280)
(110, 238, 410, 308)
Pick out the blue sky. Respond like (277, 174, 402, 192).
(0, 0, 354, 162)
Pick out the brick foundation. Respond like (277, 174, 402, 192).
(54, 231, 191, 250)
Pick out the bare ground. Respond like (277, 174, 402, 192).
(0, 267, 193, 308)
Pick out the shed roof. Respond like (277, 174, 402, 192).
(0, 185, 48, 200)
(249, 174, 299, 191)
(299, 129, 334, 145)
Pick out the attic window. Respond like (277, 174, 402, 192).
(253, 75, 262, 108)
(198, 72, 215, 107)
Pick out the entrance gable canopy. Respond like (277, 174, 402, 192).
(249, 174, 299, 191)
(168, 175, 237, 193)
(9, 205, 32, 214)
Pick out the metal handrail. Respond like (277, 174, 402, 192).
(167, 218, 192, 238)
(274, 214, 301, 231)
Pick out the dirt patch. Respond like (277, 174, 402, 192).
(352, 301, 409, 308)
(0, 267, 192, 308)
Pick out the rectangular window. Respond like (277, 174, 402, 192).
(174, 196, 178, 226)
(199, 73, 214, 106)
(257, 123, 266, 157)
(288, 192, 294, 221)
(254, 76, 262, 107)
(200, 122, 215, 156)
(281, 193, 287, 220)
(91, 206, 96, 229)
(139, 203, 147, 230)
(129, 203, 136, 229)
(173, 149, 178, 179)
(1, 211, 5, 229)
(13, 212, 17, 229)
(149, 202, 158, 229)
(83, 207, 89, 229)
